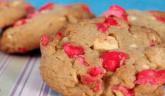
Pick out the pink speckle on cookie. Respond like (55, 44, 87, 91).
(80, 75, 102, 92)
(97, 23, 108, 32)
(97, 16, 118, 32)
(13, 19, 29, 27)
(92, 80, 102, 92)
(55, 31, 63, 40)
(158, 70, 165, 83)
(27, 11, 40, 19)
(108, 5, 126, 17)
(75, 55, 89, 66)
(158, 70, 165, 77)
(24, 3, 35, 14)
(105, 16, 118, 26)
(102, 5, 128, 22)
(18, 48, 28, 53)
(80, 75, 95, 85)
(100, 51, 129, 72)
(154, 16, 165, 24)
(112, 85, 134, 96)
(40, 34, 49, 46)
(39, 3, 55, 12)
(63, 43, 84, 58)
(14, 11, 38, 27)
(148, 11, 165, 24)
(87, 66, 104, 77)
(136, 69, 165, 85)
(81, 4, 91, 13)
(149, 40, 157, 47)
(102, 59, 119, 72)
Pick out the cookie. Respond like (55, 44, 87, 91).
(0, 3, 94, 53)
(0, 0, 30, 28)
(40, 30, 165, 96)
(127, 10, 165, 42)
(40, 13, 165, 96)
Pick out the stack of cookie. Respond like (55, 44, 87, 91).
(39, 5, 165, 96)
(1, 1, 165, 96)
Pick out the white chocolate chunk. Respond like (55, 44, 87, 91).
(128, 15, 137, 21)
(94, 36, 118, 50)
(129, 44, 137, 48)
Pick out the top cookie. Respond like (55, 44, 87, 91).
(40, 24, 165, 96)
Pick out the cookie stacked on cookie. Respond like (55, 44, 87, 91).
(0, 2, 94, 53)
(0, 1, 165, 96)
(40, 5, 165, 96)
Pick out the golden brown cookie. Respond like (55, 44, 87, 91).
(40, 6, 165, 95)
(0, 3, 94, 53)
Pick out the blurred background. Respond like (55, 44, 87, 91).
(27, 0, 165, 16)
